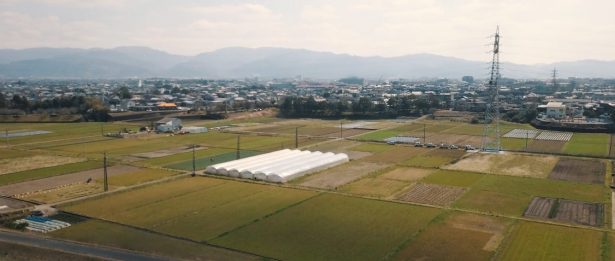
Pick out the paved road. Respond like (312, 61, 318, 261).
(0, 229, 170, 261)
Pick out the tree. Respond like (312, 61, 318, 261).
(116, 87, 132, 99)
(0, 92, 6, 108)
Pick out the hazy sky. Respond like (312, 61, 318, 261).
(1, 0, 614, 64)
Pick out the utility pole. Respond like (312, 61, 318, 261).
(340, 121, 343, 139)
(552, 68, 558, 93)
(191, 144, 196, 177)
(295, 127, 299, 148)
(423, 124, 426, 144)
(4, 129, 8, 148)
(100, 123, 104, 137)
(525, 130, 529, 151)
(236, 135, 240, 159)
(103, 152, 108, 192)
(609, 133, 613, 158)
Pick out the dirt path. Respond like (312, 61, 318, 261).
(0, 165, 140, 196)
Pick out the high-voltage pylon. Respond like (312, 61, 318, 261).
(551, 67, 558, 92)
(481, 27, 501, 152)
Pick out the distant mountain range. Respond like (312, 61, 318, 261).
(1, 46, 615, 79)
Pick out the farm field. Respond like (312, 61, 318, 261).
(548, 158, 605, 184)
(0, 155, 85, 175)
(563, 133, 610, 157)
(212, 194, 442, 261)
(394, 212, 510, 261)
(445, 152, 558, 178)
(0, 160, 101, 187)
(50, 220, 260, 261)
(497, 221, 603, 261)
(454, 174, 607, 216)
(63, 177, 318, 241)
(402, 149, 466, 168)
(2, 117, 615, 260)
(294, 161, 390, 189)
(397, 183, 466, 206)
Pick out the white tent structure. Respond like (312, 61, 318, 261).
(206, 149, 349, 183)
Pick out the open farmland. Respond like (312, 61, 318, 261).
(454, 174, 607, 216)
(51, 220, 260, 261)
(63, 177, 318, 241)
(526, 140, 566, 154)
(295, 161, 390, 189)
(339, 167, 429, 198)
(523, 197, 604, 227)
(394, 213, 510, 261)
(212, 194, 442, 261)
(445, 152, 558, 178)
(421, 169, 484, 187)
(0, 155, 85, 175)
(548, 158, 605, 184)
(497, 222, 602, 261)
(0, 160, 101, 187)
(402, 149, 466, 168)
(563, 133, 610, 157)
(363, 146, 425, 164)
(397, 183, 466, 206)
(0, 165, 140, 196)
(165, 150, 261, 171)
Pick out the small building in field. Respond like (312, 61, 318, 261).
(156, 118, 182, 133)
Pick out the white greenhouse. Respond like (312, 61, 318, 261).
(206, 149, 349, 183)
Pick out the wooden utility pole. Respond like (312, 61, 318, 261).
(100, 124, 104, 137)
(295, 127, 299, 148)
(340, 121, 343, 139)
(4, 129, 8, 148)
(525, 131, 529, 152)
(423, 124, 426, 143)
(103, 152, 108, 192)
(192, 145, 196, 177)
(609, 133, 613, 158)
(236, 136, 240, 159)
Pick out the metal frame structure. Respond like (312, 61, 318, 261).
(481, 27, 501, 152)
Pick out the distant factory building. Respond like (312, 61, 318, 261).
(157, 102, 177, 110)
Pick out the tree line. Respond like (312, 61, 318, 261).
(0, 93, 110, 121)
(279, 95, 441, 118)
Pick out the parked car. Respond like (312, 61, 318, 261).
(425, 143, 436, 148)
(439, 143, 448, 149)
(414, 142, 423, 147)
(464, 145, 476, 151)
(387, 140, 396, 145)
(449, 144, 459, 149)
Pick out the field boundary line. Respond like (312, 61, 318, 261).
(57, 211, 279, 260)
(212, 192, 324, 240)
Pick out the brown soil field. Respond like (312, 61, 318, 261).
(226, 108, 276, 119)
(445, 153, 558, 178)
(549, 158, 605, 184)
(527, 140, 566, 154)
(397, 183, 466, 206)
(445, 213, 509, 252)
(395, 226, 493, 261)
(132, 146, 205, 158)
(295, 162, 390, 189)
(0, 155, 85, 175)
(0, 165, 140, 196)
(524, 197, 603, 227)
(379, 167, 435, 182)
(363, 146, 425, 164)
(23, 183, 103, 203)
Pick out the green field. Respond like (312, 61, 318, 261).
(108, 168, 181, 187)
(51, 220, 259, 261)
(454, 174, 607, 216)
(402, 149, 466, 168)
(165, 150, 261, 171)
(355, 129, 402, 141)
(0, 160, 101, 186)
(63, 177, 318, 241)
(137, 147, 231, 167)
(212, 194, 442, 261)
(497, 222, 602, 261)
(563, 133, 610, 157)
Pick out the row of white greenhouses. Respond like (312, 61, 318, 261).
(205, 149, 349, 183)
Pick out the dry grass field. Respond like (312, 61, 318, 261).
(295, 161, 390, 190)
(445, 153, 558, 178)
(548, 158, 605, 184)
(0, 155, 85, 175)
(397, 183, 466, 206)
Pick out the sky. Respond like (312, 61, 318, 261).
(1, 0, 614, 64)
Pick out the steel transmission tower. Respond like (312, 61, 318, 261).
(481, 27, 501, 152)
